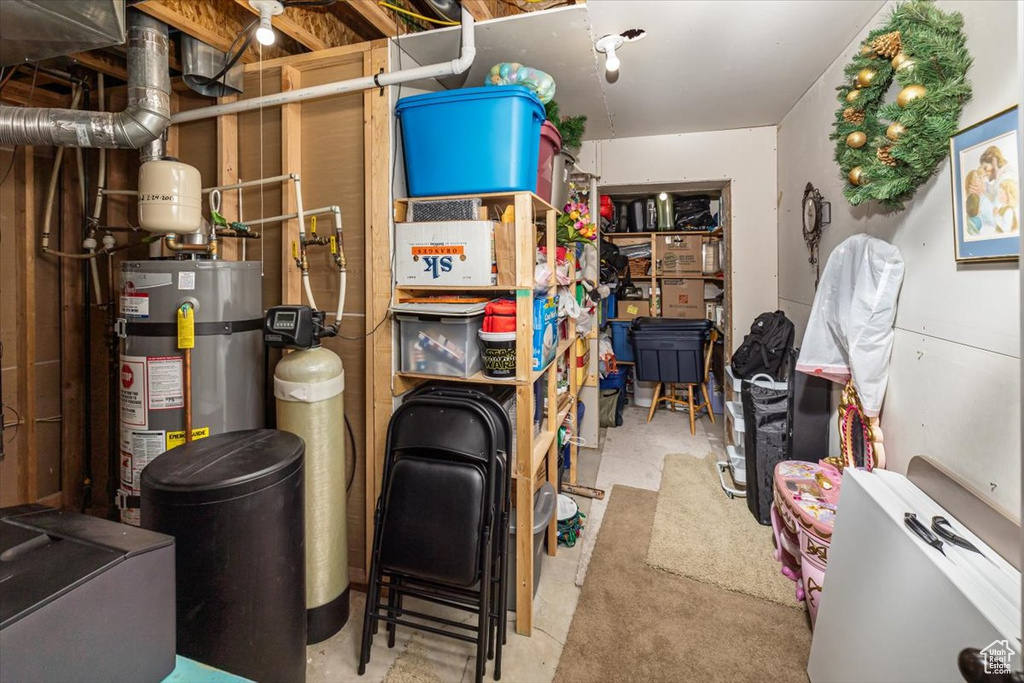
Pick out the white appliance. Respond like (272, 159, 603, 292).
(809, 468, 1020, 683)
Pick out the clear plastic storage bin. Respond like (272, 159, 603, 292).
(396, 305, 485, 378)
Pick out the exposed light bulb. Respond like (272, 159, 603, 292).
(658, 192, 668, 201)
(604, 47, 620, 73)
(256, 13, 275, 46)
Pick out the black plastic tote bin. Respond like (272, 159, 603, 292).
(630, 318, 712, 384)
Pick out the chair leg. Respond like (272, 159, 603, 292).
(358, 563, 381, 675)
(687, 384, 696, 435)
(702, 382, 716, 424)
(387, 577, 401, 648)
(647, 383, 661, 423)
(475, 536, 493, 683)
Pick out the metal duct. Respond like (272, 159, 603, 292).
(0, 11, 170, 149)
(181, 35, 244, 98)
(0, 0, 126, 68)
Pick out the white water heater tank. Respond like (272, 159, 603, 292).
(138, 160, 202, 234)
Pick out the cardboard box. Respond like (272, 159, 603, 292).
(617, 299, 650, 319)
(656, 235, 704, 275)
(662, 278, 704, 318)
(396, 220, 512, 287)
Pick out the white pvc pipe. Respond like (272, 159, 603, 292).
(202, 174, 292, 194)
(334, 271, 346, 327)
(169, 8, 476, 125)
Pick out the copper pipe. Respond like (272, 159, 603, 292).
(183, 347, 192, 443)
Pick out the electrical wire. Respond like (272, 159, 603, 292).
(378, 1, 456, 27)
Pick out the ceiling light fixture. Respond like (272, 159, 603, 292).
(250, 0, 284, 47)
(595, 34, 624, 74)
(593, 34, 622, 73)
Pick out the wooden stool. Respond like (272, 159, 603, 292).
(645, 329, 717, 435)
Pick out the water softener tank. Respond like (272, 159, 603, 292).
(141, 430, 306, 682)
(275, 344, 350, 643)
(117, 260, 263, 525)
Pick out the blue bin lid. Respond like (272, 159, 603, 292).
(395, 85, 544, 119)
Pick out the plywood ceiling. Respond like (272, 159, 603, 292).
(396, 1, 886, 140)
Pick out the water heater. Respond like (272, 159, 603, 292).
(116, 260, 264, 525)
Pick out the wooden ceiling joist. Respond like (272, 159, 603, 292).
(69, 51, 128, 82)
(137, 0, 300, 63)
(230, 0, 361, 51)
(0, 80, 71, 108)
(461, 1, 494, 21)
(345, 0, 406, 37)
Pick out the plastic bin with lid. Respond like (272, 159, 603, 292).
(393, 302, 487, 378)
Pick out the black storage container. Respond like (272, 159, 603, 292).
(630, 318, 712, 384)
(788, 352, 831, 463)
(141, 430, 306, 683)
(616, 202, 630, 232)
(742, 382, 789, 525)
(627, 199, 645, 232)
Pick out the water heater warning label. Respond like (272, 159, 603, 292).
(120, 292, 149, 318)
(147, 356, 184, 410)
(120, 356, 147, 427)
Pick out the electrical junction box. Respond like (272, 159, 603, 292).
(395, 220, 498, 287)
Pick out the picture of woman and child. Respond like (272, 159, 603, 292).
(961, 135, 1019, 241)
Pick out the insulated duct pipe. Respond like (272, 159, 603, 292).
(0, 12, 170, 148)
(170, 7, 476, 125)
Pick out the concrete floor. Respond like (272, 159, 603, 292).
(307, 404, 719, 683)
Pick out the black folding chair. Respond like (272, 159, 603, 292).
(358, 395, 510, 683)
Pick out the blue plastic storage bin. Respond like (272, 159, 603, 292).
(600, 367, 629, 393)
(395, 86, 545, 197)
(610, 320, 634, 363)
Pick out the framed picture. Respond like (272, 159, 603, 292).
(950, 106, 1019, 262)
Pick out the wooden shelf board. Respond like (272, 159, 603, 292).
(395, 370, 525, 386)
(557, 336, 573, 356)
(532, 429, 556, 472)
(395, 285, 522, 292)
(531, 356, 556, 382)
(605, 230, 718, 238)
(395, 191, 559, 216)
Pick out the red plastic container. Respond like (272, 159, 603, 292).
(536, 121, 562, 203)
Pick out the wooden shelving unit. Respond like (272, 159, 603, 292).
(604, 228, 725, 323)
(391, 191, 584, 637)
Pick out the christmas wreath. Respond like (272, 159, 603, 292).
(832, 0, 972, 208)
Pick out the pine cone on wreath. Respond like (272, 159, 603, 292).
(870, 31, 901, 59)
(843, 107, 866, 124)
(877, 145, 897, 167)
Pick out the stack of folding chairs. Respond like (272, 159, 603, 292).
(359, 385, 512, 683)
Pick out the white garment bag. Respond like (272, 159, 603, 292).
(795, 233, 905, 417)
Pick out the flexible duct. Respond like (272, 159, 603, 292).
(0, 12, 169, 148)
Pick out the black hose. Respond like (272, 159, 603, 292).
(345, 412, 356, 493)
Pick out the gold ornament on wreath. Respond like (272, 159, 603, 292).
(831, 0, 972, 208)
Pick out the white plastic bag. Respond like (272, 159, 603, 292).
(796, 234, 905, 417)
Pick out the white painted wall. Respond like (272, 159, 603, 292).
(777, 1, 1021, 516)
(579, 127, 779, 350)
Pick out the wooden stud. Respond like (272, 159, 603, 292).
(280, 66, 302, 304)
(217, 95, 241, 261)
(60, 153, 85, 512)
(364, 44, 392, 574)
(16, 148, 38, 503)
(544, 207, 558, 557)
(514, 387, 534, 636)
